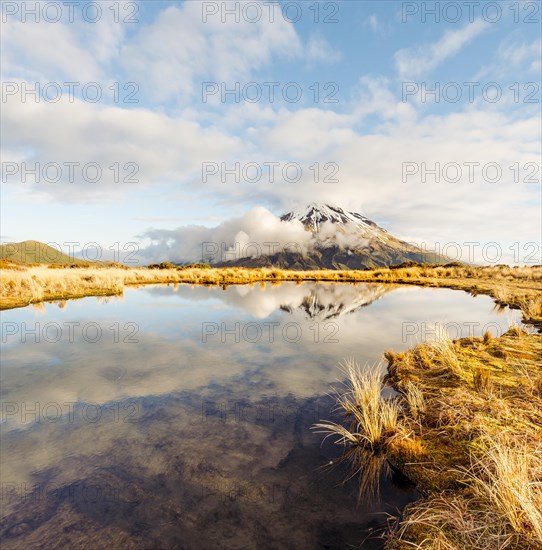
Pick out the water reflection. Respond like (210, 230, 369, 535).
(0, 282, 521, 548)
(143, 281, 395, 319)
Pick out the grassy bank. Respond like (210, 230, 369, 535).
(1, 264, 541, 322)
(317, 329, 542, 549)
(384, 328, 542, 549)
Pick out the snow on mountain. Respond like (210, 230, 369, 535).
(280, 203, 389, 242)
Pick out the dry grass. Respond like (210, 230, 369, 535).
(493, 284, 510, 303)
(472, 367, 492, 396)
(404, 382, 426, 421)
(483, 330, 493, 345)
(313, 360, 402, 451)
(516, 363, 542, 398)
(312, 360, 413, 503)
(429, 326, 462, 376)
(392, 438, 542, 549)
(385, 329, 542, 549)
(520, 295, 542, 321)
(468, 438, 542, 544)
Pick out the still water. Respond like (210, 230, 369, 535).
(0, 283, 522, 549)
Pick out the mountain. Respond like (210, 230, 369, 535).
(218, 203, 451, 270)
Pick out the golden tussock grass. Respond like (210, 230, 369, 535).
(385, 329, 542, 550)
(520, 295, 542, 321)
(403, 382, 426, 421)
(390, 438, 542, 549)
(472, 367, 492, 396)
(312, 359, 403, 452)
(428, 326, 463, 376)
(312, 359, 412, 502)
(468, 437, 542, 544)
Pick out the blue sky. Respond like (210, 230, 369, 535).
(1, 0, 541, 264)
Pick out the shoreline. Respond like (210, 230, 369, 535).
(1, 265, 541, 326)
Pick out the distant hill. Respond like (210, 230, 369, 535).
(0, 241, 93, 265)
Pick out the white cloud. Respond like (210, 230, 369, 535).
(499, 37, 542, 70)
(120, 2, 302, 103)
(141, 206, 313, 263)
(1, 92, 243, 201)
(2, 75, 539, 253)
(475, 36, 542, 81)
(367, 14, 379, 32)
(305, 35, 341, 64)
(0, 1, 125, 83)
(394, 19, 489, 77)
(1, 1, 303, 105)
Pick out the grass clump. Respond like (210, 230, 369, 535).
(468, 438, 542, 545)
(393, 439, 542, 549)
(493, 285, 510, 303)
(429, 325, 462, 376)
(473, 367, 492, 396)
(313, 360, 402, 452)
(520, 295, 542, 321)
(403, 382, 426, 421)
(414, 346, 433, 369)
(312, 360, 421, 502)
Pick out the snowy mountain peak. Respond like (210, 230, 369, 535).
(280, 203, 381, 233)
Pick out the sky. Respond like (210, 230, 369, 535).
(1, 0, 541, 265)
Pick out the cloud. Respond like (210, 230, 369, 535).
(1, 1, 303, 106)
(394, 19, 489, 77)
(499, 37, 542, 71)
(305, 35, 342, 64)
(1, 92, 243, 201)
(120, 2, 302, 103)
(3, 74, 539, 255)
(141, 206, 311, 263)
(474, 37, 542, 81)
(368, 14, 378, 32)
(0, 0, 125, 83)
